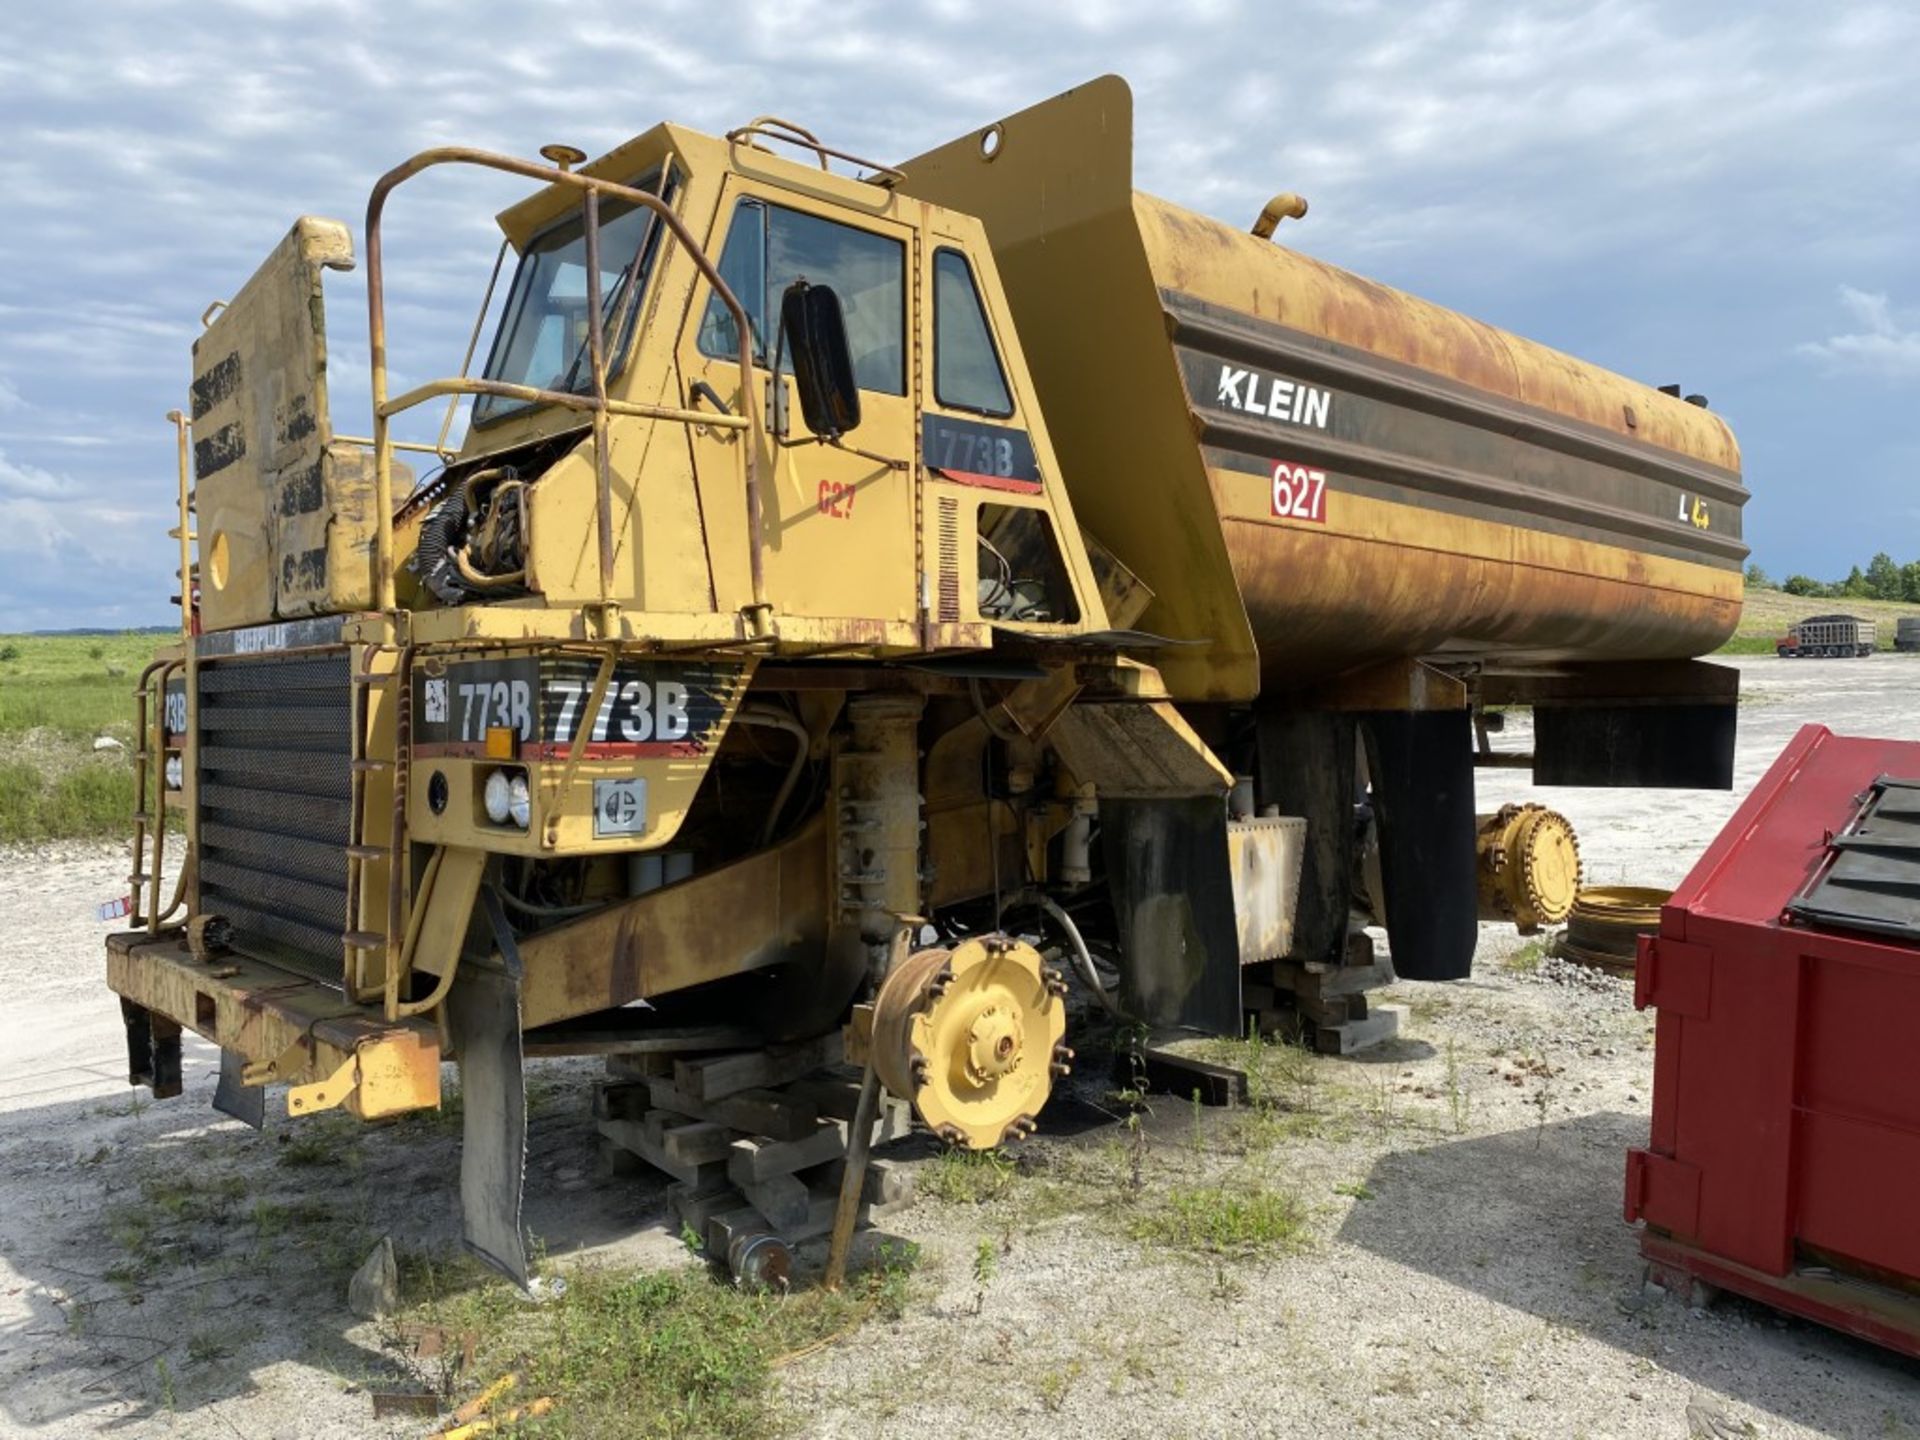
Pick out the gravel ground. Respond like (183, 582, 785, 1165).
(3, 655, 1919, 1438)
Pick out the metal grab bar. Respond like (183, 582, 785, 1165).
(726, 118, 907, 186)
(375, 378, 747, 432)
(362, 146, 768, 622)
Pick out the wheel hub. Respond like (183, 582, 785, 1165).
(868, 934, 1069, 1149)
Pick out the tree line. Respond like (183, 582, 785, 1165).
(1747, 555, 1920, 603)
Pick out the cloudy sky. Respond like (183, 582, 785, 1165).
(0, 0, 1914, 630)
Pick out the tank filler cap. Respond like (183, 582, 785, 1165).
(1252, 192, 1309, 240)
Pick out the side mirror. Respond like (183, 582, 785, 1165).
(781, 281, 861, 438)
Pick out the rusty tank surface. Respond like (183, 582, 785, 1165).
(902, 75, 1746, 703)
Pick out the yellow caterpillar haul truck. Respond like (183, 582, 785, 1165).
(109, 76, 1745, 1283)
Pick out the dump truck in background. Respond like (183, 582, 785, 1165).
(1898, 617, 1920, 653)
(108, 75, 1747, 1284)
(1776, 614, 1876, 657)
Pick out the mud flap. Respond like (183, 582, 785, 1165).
(120, 998, 183, 1099)
(1102, 796, 1242, 1034)
(1361, 709, 1477, 981)
(212, 1048, 265, 1130)
(445, 888, 529, 1289)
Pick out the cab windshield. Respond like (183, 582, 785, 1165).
(474, 164, 677, 425)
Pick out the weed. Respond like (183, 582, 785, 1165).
(251, 1199, 290, 1241)
(1517, 1045, 1558, 1147)
(868, 1241, 921, 1321)
(923, 1146, 1016, 1206)
(277, 1126, 348, 1168)
(1130, 1182, 1307, 1256)
(1365, 1071, 1398, 1137)
(0, 642, 16, 662)
(142, 1170, 248, 1221)
(1334, 1181, 1375, 1201)
(1209, 1263, 1246, 1303)
(1501, 940, 1547, 976)
(1034, 1361, 1081, 1413)
(155, 1356, 176, 1411)
(403, 1248, 922, 1439)
(1109, 1342, 1156, 1394)
(1124, 1109, 1148, 1191)
(680, 1222, 705, 1257)
(186, 1330, 233, 1365)
(1445, 1038, 1471, 1135)
(971, 1238, 996, 1314)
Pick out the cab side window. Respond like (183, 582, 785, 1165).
(697, 199, 768, 362)
(699, 200, 906, 396)
(933, 249, 1012, 417)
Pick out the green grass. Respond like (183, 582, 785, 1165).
(1127, 1182, 1308, 1256)
(0, 632, 164, 736)
(399, 1247, 921, 1439)
(1721, 585, 1920, 654)
(922, 1146, 1018, 1205)
(0, 757, 138, 842)
(1499, 939, 1547, 976)
(1715, 634, 1780, 655)
(0, 631, 173, 842)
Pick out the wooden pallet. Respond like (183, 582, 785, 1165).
(594, 1045, 916, 1255)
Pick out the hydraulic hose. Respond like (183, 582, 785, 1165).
(1034, 892, 1125, 1019)
(736, 705, 812, 847)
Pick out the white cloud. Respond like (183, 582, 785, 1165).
(1799, 286, 1920, 380)
(0, 0, 1916, 622)
(0, 450, 64, 499)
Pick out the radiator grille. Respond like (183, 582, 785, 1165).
(196, 650, 351, 985)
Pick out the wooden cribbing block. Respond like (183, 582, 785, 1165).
(728, 1123, 847, 1186)
(784, 1075, 913, 1136)
(661, 1119, 736, 1169)
(604, 1052, 677, 1082)
(673, 1034, 843, 1103)
(647, 1079, 820, 1141)
(595, 1118, 727, 1189)
(1271, 960, 1395, 999)
(1312, 1003, 1403, 1056)
(707, 1191, 912, 1254)
(809, 1156, 916, 1207)
(591, 1082, 650, 1122)
(1292, 993, 1354, 1028)
(670, 1180, 747, 1235)
(741, 1173, 810, 1230)
(593, 1136, 648, 1180)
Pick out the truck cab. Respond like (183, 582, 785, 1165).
(377, 120, 1107, 653)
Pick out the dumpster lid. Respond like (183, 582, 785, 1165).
(1787, 775, 1920, 942)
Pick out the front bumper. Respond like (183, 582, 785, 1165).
(106, 929, 441, 1120)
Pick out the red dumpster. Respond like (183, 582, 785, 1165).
(1627, 723, 1920, 1357)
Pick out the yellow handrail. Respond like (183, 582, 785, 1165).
(362, 147, 767, 619)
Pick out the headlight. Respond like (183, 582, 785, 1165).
(483, 768, 513, 825)
(163, 754, 184, 790)
(483, 768, 532, 829)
